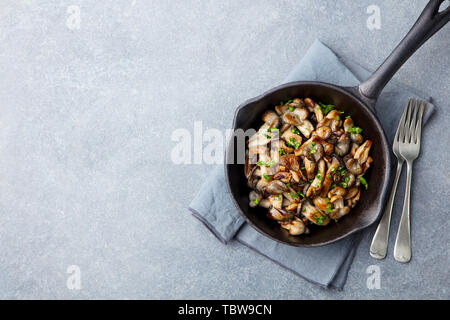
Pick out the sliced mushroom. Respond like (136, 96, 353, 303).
(344, 155, 363, 175)
(273, 171, 292, 183)
(275, 104, 289, 115)
(255, 177, 270, 191)
(266, 180, 289, 195)
(285, 202, 299, 212)
(314, 103, 324, 122)
(329, 206, 350, 220)
(304, 98, 316, 111)
(296, 120, 314, 138)
(258, 199, 271, 208)
(314, 126, 331, 140)
(321, 140, 334, 156)
(321, 157, 340, 197)
(304, 157, 316, 180)
(349, 143, 359, 157)
(249, 191, 263, 207)
(313, 196, 330, 212)
(306, 159, 325, 197)
(350, 133, 364, 144)
(277, 139, 294, 154)
(279, 154, 300, 172)
(297, 139, 324, 161)
(345, 187, 360, 200)
(301, 200, 330, 226)
(328, 186, 347, 198)
(269, 194, 283, 210)
(335, 133, 351, 156)
(280, 217, 306, 235)
(343, 117, 354, 132)
(282, 107, 309, 125)
(354, 140, 372, 165)
(281, 128, 302, 149)
(362, 156, 373, 174)
(267, 207, 286, 221)
(262, 110, 280, 127)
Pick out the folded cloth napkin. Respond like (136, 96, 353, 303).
(189, 39, 435, 289)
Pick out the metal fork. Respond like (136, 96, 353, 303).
(393, 99, 425, 263)
(369, 99, 409, 259)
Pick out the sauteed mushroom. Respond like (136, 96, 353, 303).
(245, 97, 373, 235)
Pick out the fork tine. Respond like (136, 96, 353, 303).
(398, 99, 413, 143)
(406, 100, 416, 143)
(409, 99, 420, 143)
(414, 101, 426, 144)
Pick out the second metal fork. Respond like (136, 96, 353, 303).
(393, 99, 425, 263)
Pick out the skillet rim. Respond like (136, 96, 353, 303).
(224, 80, 393, 247)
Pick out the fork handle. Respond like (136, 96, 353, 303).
(394, 160, 414, 263)
(370, 160, 404, 259)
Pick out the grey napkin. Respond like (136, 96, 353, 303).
(189, 39, 435, 289)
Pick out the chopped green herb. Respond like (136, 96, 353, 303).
(279, 148, 286, 156)
(319, 102, 335, 115)
(325, 197, 330, 203)
(253, 198, 259, 205)
(316, 174, 323, 181)
(302, 207, 306, 212)
(330, 167, 336, 173)
(335, 115, 340, 121)
(264, 134, 271, 139)
(291, 127, 301, 135)
(257, 160, 274, 167)
(345, 115, 351, 119)
(326, 204, 332, 213)
(289, 137, 300, 149)
(327, 174, 332, 179)
(348, 126, 363, 134)
(341, 176, 350, 188)
(331, 183, 337, 189)
(309, 147, 317, 154)
(263, 174, 270, 181)
(301, 166, 305, 170)
(289, 106, 295, 112)
(311, 142, 316, 147)
(314, 215, 325, 225)
(360, 176, 369, 190)
(286, 182, 290, 187)
(297, 192, 305, 198)
(274, 195, 281, 200)
(267, 127, 279, 133)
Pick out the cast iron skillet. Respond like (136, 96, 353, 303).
(225, 0, 450, 247)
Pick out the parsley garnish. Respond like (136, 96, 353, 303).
(257, 160, 274, 167)
(263, 174, 270, 181)
(279, 148, 286, 155)
(289, 137, 300, 149)
(314, 215, 325, 225)
(291, 127, 301, 135)
(319, 102, 335, 115)
(341, 176, 350, 188)
(253, 198, 259, 205)
(360, 176, 369, 190)
(348, 126, 363, 134)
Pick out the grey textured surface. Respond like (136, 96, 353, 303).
(0, 0, 448, 299)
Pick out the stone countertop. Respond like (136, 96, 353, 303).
(0, 0, 448, 299)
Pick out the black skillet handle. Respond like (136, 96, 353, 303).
(358, 0, 450, 105)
